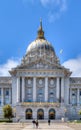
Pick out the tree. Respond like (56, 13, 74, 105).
(78, 110, 81, 120)
(3, 105, 13, 121)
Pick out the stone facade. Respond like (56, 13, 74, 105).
(0, 21, 81, 120)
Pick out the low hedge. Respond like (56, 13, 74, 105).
(0, 119, 12, 122)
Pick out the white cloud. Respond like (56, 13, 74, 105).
(22, 0, 68, 22)
(0, 56, 81, 77)
(40, 0, 67, 22)
(63, 56, 81, 77)
(0, 58, 20, 76)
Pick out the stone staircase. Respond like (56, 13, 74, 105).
(19, 119, 64, 123)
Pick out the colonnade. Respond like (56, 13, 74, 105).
(16, 77, 65, 103)
(70, 88, 81, 105)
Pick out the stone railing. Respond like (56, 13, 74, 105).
(20, 102, 60, 107)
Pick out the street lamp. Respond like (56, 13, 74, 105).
(13, 107, 16, 117)
(64, 108, 67, 118)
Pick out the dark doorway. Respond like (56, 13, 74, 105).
(37, 109, 44, 119)
(49, 109, 55, 119)
(26, 109, 32, 119)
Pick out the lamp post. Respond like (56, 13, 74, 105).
(64, 108, 67, 119)
(13, 107, 16, 117)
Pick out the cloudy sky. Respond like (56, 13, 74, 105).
(0, 0, 81, 77)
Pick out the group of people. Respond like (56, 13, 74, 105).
(32, 119, 51, 128)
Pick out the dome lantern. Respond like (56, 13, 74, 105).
(37, 19, 45, 39)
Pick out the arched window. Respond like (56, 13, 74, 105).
(49, 109, 55, 119)
(26, 108, 32, 119)
(37, 109, 44, 119)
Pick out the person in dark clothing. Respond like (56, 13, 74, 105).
(48, 119, 51, 125)
(32, 119, 36, 128)
(36, 120, 39, 128)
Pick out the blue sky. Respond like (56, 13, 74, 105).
(0, 0, 81, 76)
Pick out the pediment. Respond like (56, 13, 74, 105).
(17, 59, 62, 70)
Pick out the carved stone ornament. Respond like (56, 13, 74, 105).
(39, 79, 42, 84)
(50, 79, 54, 85)
(28, 79, 31, 84)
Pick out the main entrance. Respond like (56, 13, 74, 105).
(37, 109, 44, 119)
(49, 109, 55, 119)
(26, 109, 32, 119)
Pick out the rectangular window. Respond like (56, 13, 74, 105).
(5, 89, 9, 96)
(0, 88, 1, 96)
(80, 90, 81, 96)
(4, 97, 9, 104)
(27, 89, 32, 94)
(0, 99, 1, 106)
(38, 88, 43, 95)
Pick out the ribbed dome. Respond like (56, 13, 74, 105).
(26, 20, 55, 55)
(26, 39, 55, 54)
(21, 20, 59, 67)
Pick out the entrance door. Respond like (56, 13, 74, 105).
(37, 109, 44, 119)
(49, 109, 55, 119)
(26, 109, 32, 119)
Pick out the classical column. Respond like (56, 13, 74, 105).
(33, 77, 36, 102)
(56, 77, 60, 102)
(1, 88, 4, 106)
(9, 88, 12, 104)
(70, 88, 72, 104)
(77, 88, 80, 106)
(22, 77, 25, 102)
(65, 78, 69, 104)
(61, 77, 64, 103)
(45, 77, 48, 102)
(17, 77, 20, 103)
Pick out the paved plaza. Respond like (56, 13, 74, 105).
(0, 122, 81, 130)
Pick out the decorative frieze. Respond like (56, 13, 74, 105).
(17, 71, 64, 77)
(70, 78, 81, 84)
(20, 102, 60, 107)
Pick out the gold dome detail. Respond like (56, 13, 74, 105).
(37, 19, 45, 39)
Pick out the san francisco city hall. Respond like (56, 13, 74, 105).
(0, 21, 81, 120)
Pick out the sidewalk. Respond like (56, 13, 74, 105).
(22, 123, 74, 130)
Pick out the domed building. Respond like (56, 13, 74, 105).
(0, 21, 81, 120)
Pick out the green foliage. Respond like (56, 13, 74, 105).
(3, 105, 13, 121)
(79, 110, 81, 115)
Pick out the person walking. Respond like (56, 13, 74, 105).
(32, 119, 36, 128)
(48, 119, 51, 125)
(36, 120, 39, 128)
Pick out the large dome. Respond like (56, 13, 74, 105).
(21, 20, 60, 67)
(26, 20, 55, 55)
(26, 39, 55, 54)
